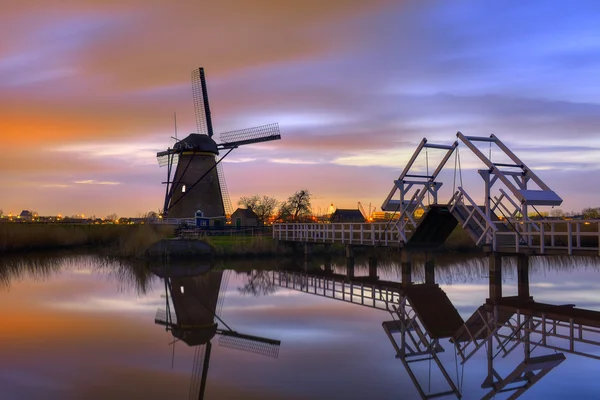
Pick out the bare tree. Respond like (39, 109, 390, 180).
(582, 207, 600, 219)
(238, 195, 279, 225)
(238, 270, 278, 296)
(106, 213, 118, 222)
(278, 189, 312, 222)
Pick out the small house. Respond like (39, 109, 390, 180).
(19, 210, 33, 221)
(330, 209, 365, 223)
(231, 207, 259, 228)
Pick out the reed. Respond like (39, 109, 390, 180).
(0, 223, 175, 256)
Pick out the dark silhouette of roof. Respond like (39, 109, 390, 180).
(330, 209, 365, 222)
(19, 210, 33, 218)
(174, 133, 219, 154)
(232, 207, 258, 219)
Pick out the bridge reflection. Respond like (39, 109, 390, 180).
(269, 254, 600, 399)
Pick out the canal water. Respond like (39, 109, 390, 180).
(0, 252, 599, 399)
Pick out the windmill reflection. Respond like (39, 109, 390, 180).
(152, 264, 281, 400)
(270, 254, 600, 399)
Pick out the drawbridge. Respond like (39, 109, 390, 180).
(273, 132, 600, 255)
(271, 269, 465, 399)
(381, 133, 564, 252)
(269, 258, 600, 399)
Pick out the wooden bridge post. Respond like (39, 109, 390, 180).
(324, 253, 333, 274)
(489, 253, 502, 303)
(304, 242, 312, 256)
(344, 244, 355, 279)
(369, 257, 378, 280)
(517, 254, 530, 299)
(425, 258, 435, 285)
(345, 244, 354, 258)
(401, 250, 412, 288)
(346, 257, 355, 279)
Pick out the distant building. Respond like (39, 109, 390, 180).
(371, 211, 401, 221)
(330, 209, 365, 223)
(19, 210, 33, 221)
(231, 207, 259, 228)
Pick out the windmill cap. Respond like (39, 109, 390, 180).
(173, 323, 218, 346)
(174, 133, 218, 154)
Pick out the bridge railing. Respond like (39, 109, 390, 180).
(272, 222, 401, 246)
(494, 219, 600, 255)
(449, 187, 498, 248)
(155, 218, 196, 225)
(271, 271, 402, 310)
(396, 188, 427, 243)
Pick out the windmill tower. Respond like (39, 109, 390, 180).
(154, 268, 281, 400)
(157, 67, 281, 222)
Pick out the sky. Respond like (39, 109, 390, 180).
(1, 0, 600, 217)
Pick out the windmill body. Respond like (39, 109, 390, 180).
(167, 134, 225, 221)
(157, 67, 281, 221)
(168, 271, 224, 346)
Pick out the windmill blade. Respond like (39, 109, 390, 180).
(157, 149, 180, 167)
(189, 343, 209, 400)
(217, 330, 281, 358)
(191, 67, 214, 138)
(219, 123, 281, 149)
(216, 162, 234, 217)
(155, 307, 178, 327)
(216, 270, 232, 318)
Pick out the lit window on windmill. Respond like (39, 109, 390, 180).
(180, 286, 185, 294)
(182, 184, 186, 193)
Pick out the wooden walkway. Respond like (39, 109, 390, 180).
(272, 222, 401, 247)
(272, 216, 600, 255)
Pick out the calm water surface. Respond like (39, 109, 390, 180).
(1, 252, 599, 399)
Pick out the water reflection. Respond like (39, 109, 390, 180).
(151, 265, 281, 400)
(267, 254, 600, 399)
(1, 252, 600, 398)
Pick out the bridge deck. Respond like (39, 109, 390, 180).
(405, 284, 464, 339)
(273, 215, 600, 255)
(405, 205, 458, 249)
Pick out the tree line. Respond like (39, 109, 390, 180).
(237, 189, 312, 225)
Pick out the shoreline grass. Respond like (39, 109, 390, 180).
(0, 223, 175, 256)
(0, 223, 480, 258)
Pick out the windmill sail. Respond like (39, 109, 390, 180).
(192, 68, 214, 137)
(189, 343, 210, 400)
(217, 330, 280, 358)
(157, 152, 179, 167)
(216, 162, 233, 216)
(219, 123, 281, 149)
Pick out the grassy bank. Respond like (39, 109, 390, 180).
(0, 223, 175, 257)
(203, 235, 350, 258)
(0, 223, 479, 259)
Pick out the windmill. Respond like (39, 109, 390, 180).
(157, 67, 281, 222)
(154, 267, 281, 400)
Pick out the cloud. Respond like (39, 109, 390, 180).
(270, 158, 322, 165)
(74, 180, 120, 185)
(3, 0, 600, 216)
(41, 184, 71, 189)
